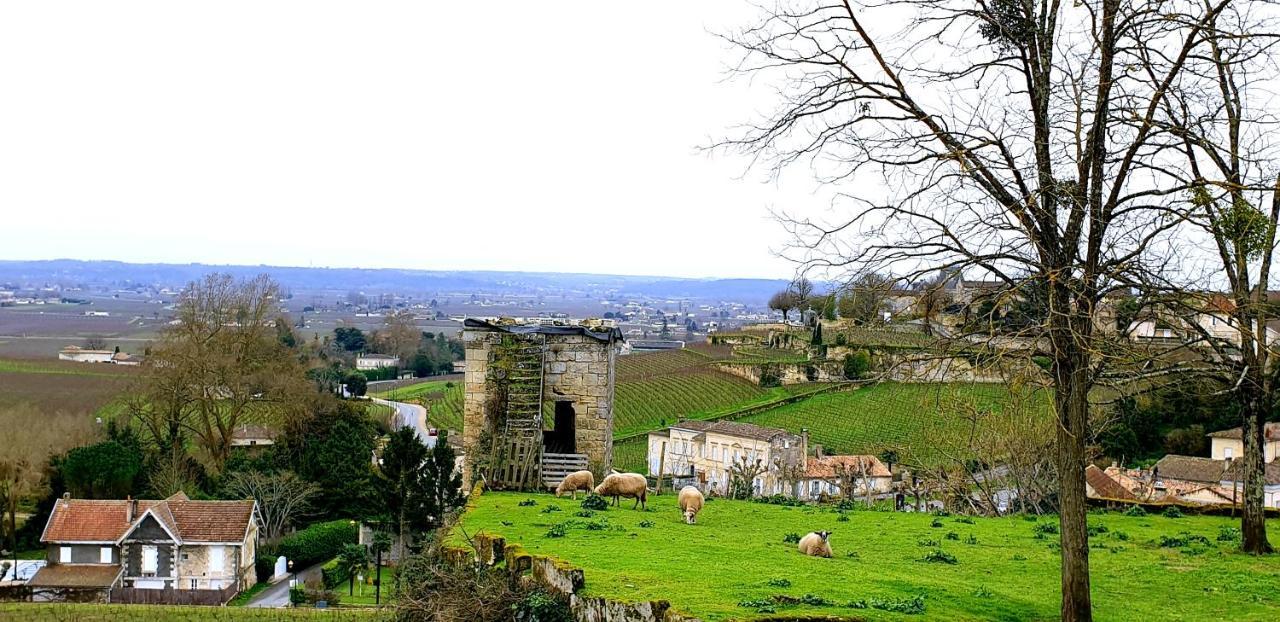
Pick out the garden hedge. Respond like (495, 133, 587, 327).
(278, 520, 359, 569)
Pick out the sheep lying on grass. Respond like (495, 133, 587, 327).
(798, 531, 833, 558)
(554, 470, 595, 500)
(594, 473, 648, 510)
(678, 486, 704, 524)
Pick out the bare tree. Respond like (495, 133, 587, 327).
(838, 273, 894, 323)
(224, 470, 318, 543)
(715, 1, 1242, 617)
(131, 274, 308, 471)
(727, 456, 767, 499)
(1138, 7, 1280, 554)
(768, 290, 798, 321)
(83, 335, 107, 351)
(915, 276, 952, 337)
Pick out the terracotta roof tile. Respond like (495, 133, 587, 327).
(1085, 465, 1137, 501)
(41, 493, 254, 544)
(805, 455, 891, 479)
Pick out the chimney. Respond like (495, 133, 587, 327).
(61, 492, 70, 500)
(126, 496, 136, 522)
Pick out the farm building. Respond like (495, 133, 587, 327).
(460, 318, 624, 490)
(356, 353, 399, 370)
(646, 420, 806, 496)
(57, 346, 115, 364)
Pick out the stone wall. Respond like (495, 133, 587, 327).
(713, 360, 845, 386)
(462, 328, 618, 488)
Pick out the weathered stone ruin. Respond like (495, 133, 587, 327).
(461, 318, 623, 490)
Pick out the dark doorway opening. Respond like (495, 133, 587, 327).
(544, 401, 577, 454)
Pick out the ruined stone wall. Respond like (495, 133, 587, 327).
(713, 361, 845, 386)
(462, 329, 617, 488)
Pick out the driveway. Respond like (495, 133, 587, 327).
(371, 397, 435, 448)
(245, 562, 324, 608)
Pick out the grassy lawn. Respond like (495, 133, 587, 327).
(737, 382, 1052, 464)
(457, 491, 1280, 621)
(0, 604, 383, 620)
(337, 566, 397, 606)
(226, 581, 271, 607)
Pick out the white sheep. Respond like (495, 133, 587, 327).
(593, 473, 649, 510)
(678, 486, 704, 524)
(797, 531, 833, 558)
(554, 470, 595, 500)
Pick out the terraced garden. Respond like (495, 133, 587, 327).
(737, 382, 1053, 464)
(458, 491, 1280, 622)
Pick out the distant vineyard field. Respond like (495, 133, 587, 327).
(616, 349, 710, 380)
(826, 326, 936, 349)
(737, 382, 1053, 464)
(613, 369, 782, 437)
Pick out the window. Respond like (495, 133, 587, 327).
(142, 545, 158, 574)
(59, 547, 71, 563)
(190, 579, 199, 590)
(1225, 447, 1234, 459)
(99, 547, 112, 563)
(209, 546, 225, 575)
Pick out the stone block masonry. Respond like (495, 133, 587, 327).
(462, 321, 621, 488)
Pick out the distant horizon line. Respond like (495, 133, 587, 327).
(0, 256, 795, 283)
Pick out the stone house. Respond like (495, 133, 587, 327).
(29, 492, 258, 603)
(1207, 422, 1280, 463)
(797, 455, 892, 500)
(647, 420, 806, 496)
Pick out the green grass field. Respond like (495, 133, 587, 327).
(0, 604, 383, 620)
(458, 491, 1280, 622)
(736, 382, 1051, 463)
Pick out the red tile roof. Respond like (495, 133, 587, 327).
(41, 493, 255, 544)
(805, 455, 891, 479)
(1206, 422, 1280, 440)
(1084, 465, 1137, 501)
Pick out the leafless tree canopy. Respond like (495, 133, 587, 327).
(714, 0, 1274, 618)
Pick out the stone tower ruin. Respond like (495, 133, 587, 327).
(460, 318, 622, 490)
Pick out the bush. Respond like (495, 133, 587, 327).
(1158, 532, 1211, 548)
(1161, 505, 1184, 518)
(1124, 504, 1148, 517)
(930, 518, 944, 528)
(518, 498, 538, 507)
(1217, 526, 1241, 542)
(869, 594, 926, 614)
(545, 523, 567, 538)
(944, 532, 959, 541)
(278, 520, 359, 569)
(921, 549, 958, 564)
(574, 510, 595, 518)
(782, 532, 801, 544)
(540, 504, 561, 514)
(515, 590, 573, 622)
(580, 494, 609, 511)
(836, 513, 850, 522)
(321, 557, 349, 590)
(1032, 522, 1059, 538)
(255, 553, 276, 584)
(843, 350, 871, 380)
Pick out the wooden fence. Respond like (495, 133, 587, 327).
(110, 583, 238, 606)
(541, 452, 589, 489)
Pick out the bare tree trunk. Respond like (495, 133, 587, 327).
(1052, 327, 1093, 621)
(1240, 394, 1273, 554)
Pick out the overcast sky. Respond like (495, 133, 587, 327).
(0, 2, 832, 280)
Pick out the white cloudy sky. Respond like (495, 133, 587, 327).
(0, 1, 831, 280)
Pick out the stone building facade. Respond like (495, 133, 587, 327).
(462, 319, 622, 488)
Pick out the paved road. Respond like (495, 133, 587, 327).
(371, 397, 435, 447)
(245, 562, 323, 608)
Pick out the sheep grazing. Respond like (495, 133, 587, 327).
(593, 473, 649, 510)
(797, 531, 833, 558)
(554, 470, 595, 500)
(678, 486, 704, 524)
